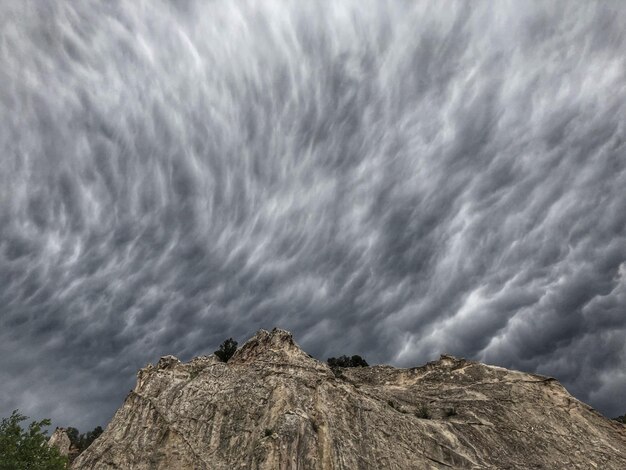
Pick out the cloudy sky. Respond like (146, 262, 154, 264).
(1, 0, 625, 431)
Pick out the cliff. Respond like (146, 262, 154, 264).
(73, 328, 626, 469)
(48, 428, 71, 457)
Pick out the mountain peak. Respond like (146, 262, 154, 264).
(229, 327, 318, 366)
(74, 329, 626, 469)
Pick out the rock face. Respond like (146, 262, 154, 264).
(49, 427, 71, 457)
(73, 328, 626, 469)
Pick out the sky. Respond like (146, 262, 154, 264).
(1, 0, 625, 431)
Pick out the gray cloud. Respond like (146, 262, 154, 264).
(1, 0, 624, 430)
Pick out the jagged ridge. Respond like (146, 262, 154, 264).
(73, 328, 626, 469)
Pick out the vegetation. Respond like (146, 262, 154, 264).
(263, 428, 274, 437)
(415, 404, 431, 419)
(66, 425, 104, 453)
(614, 414, 625, 424)
(445, 407, 457, 417)
(327, 355, 369, 368)
(0, 410, 68, 470)
(189, 366, 202, 380)
(214, 338, 238, 362)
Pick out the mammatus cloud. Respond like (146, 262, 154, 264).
(0, 0, 624, 429)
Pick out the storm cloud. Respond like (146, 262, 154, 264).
(1, 0, 625, 430)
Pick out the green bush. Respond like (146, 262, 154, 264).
(65, 425, 103, 461)
(214, 338, 238, 362)
(327, 355, 369, 368)
(189, 368, 201, 380)
(0, 410, 68, 470)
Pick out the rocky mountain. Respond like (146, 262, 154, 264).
(48, 428, 71, 457)
(73, 328, 626, 469)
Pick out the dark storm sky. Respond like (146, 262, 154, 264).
(1, 1, 625, 430)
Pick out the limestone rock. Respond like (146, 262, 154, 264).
(73, 328, 626, 469)
(48, 427, 71, 457)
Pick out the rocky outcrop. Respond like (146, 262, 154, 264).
(73, 328, 626, 469)
(48, 428, 71, 457)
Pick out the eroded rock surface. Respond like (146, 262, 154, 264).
(73, 328, 626, 469)
(48, 427, 71, 457)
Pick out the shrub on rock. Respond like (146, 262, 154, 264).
(214, 338, 238, 362)
(327, 354, 369, 368)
